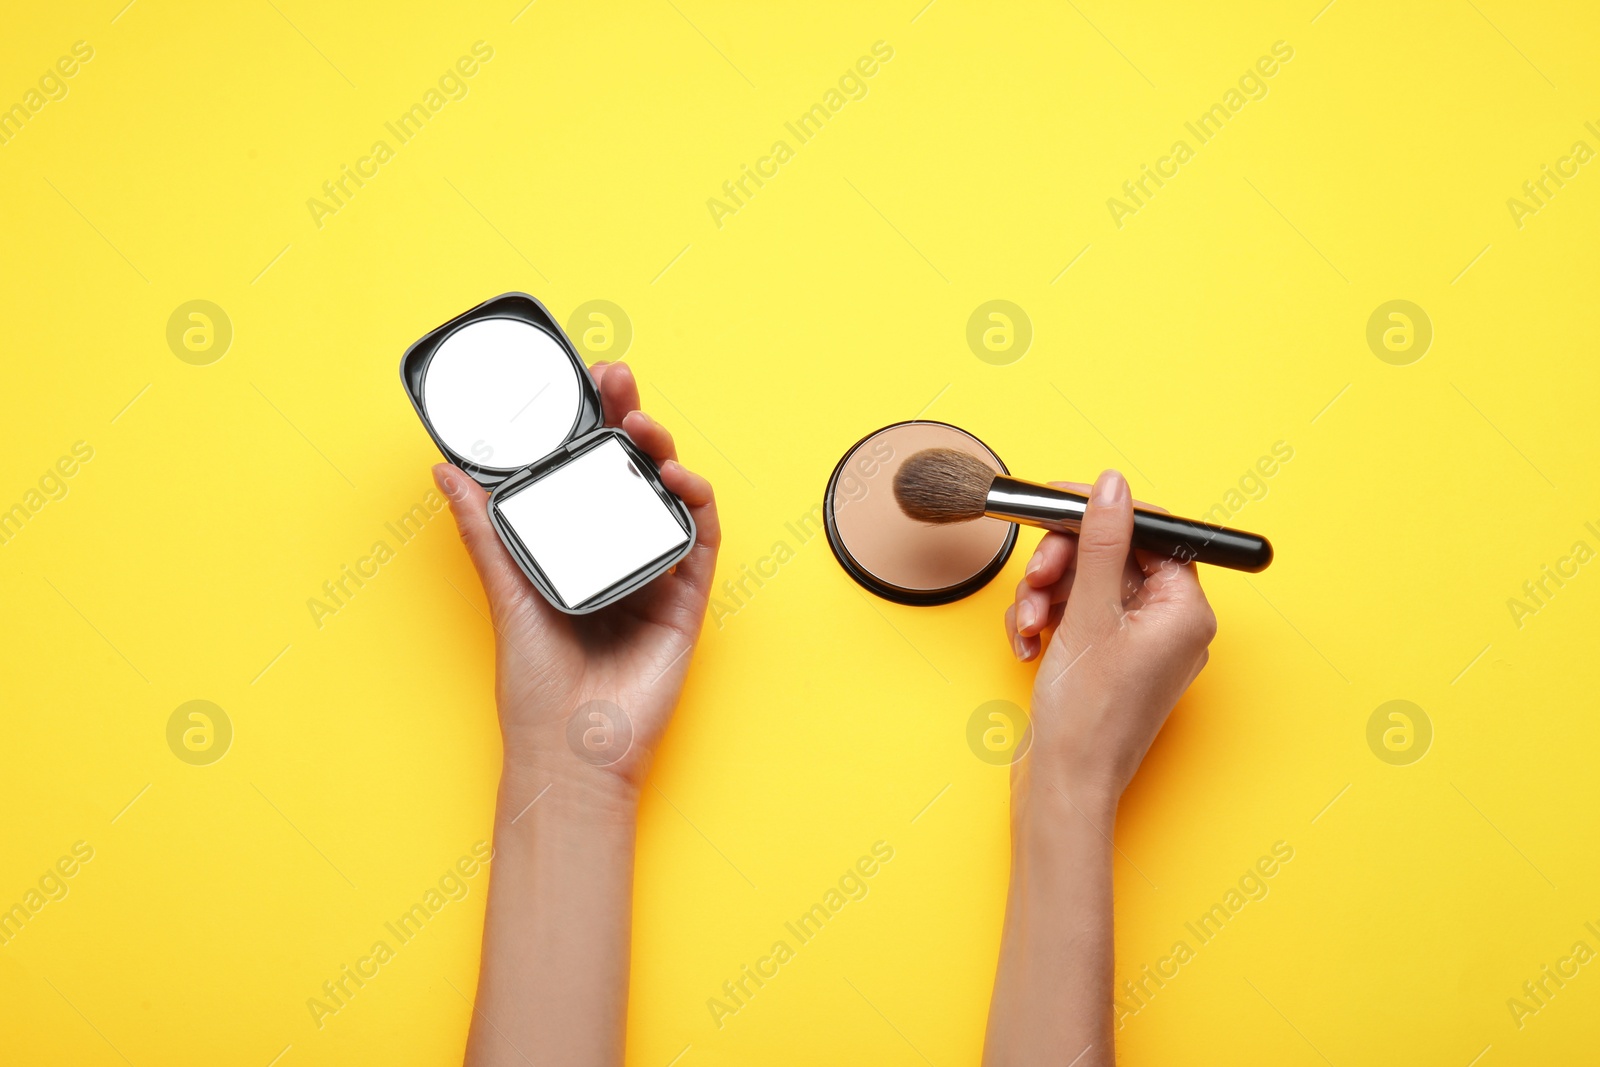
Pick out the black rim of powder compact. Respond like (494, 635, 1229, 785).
(823, 420, 1018, 606)
(400, 292, 695, 614)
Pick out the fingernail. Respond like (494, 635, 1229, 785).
(432, 464, 458, 496)
(1018, 600, 1037, 634)
(1025, 553, 1043, 578)
(1021, 639, 1036, 662)
(1093, 469, 1127, 507)
(1013, 634, 1027, 660)
(661, 459, 681, 475)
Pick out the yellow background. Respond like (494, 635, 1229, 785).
(3, 1, 1598, 1063)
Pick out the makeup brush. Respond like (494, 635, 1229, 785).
(893, 448, 1273, 572)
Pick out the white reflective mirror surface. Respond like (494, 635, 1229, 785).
(496, 438, 690, 608)
(422, 317, 583, 470)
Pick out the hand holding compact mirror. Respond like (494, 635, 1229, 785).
(402, 293, 695, 614)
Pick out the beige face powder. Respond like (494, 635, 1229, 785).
(824, 421, 1017, 604)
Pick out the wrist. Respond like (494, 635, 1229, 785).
(496, 755, 640, 834)
(1012, 767, 1119, 841)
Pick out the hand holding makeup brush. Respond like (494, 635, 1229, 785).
(1008, 468, 1216, 787)
(984, 469, 1216, 1067)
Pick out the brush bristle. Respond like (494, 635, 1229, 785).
(893, 448, 996, 524)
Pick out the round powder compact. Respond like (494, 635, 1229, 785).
(824, 421, 1018, 605)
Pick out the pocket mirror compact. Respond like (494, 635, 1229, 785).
(401, 293, 695, 614)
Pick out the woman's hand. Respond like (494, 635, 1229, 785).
(983, 469, 1216, 1067)
(434, 359, 721, 802)
(1005, 468, 1216, 806)
(448, 360, 720, 1067)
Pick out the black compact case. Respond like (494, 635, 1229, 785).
(400, 292, 695, 614)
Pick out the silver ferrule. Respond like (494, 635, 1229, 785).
(985, 476, 1087, 533)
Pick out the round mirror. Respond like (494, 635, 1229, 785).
(422, 317, 583, 471)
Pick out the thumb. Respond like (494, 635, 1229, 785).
(1067, 469, 1133, 629)
(433, 464, 531, 615)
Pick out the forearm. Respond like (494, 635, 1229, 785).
(465, 759, 640, 1067)
(983, 779, 1118, 1067)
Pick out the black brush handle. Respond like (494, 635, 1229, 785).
(1131, 509, 1273, 573)
(985, 477, 1274, 572)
